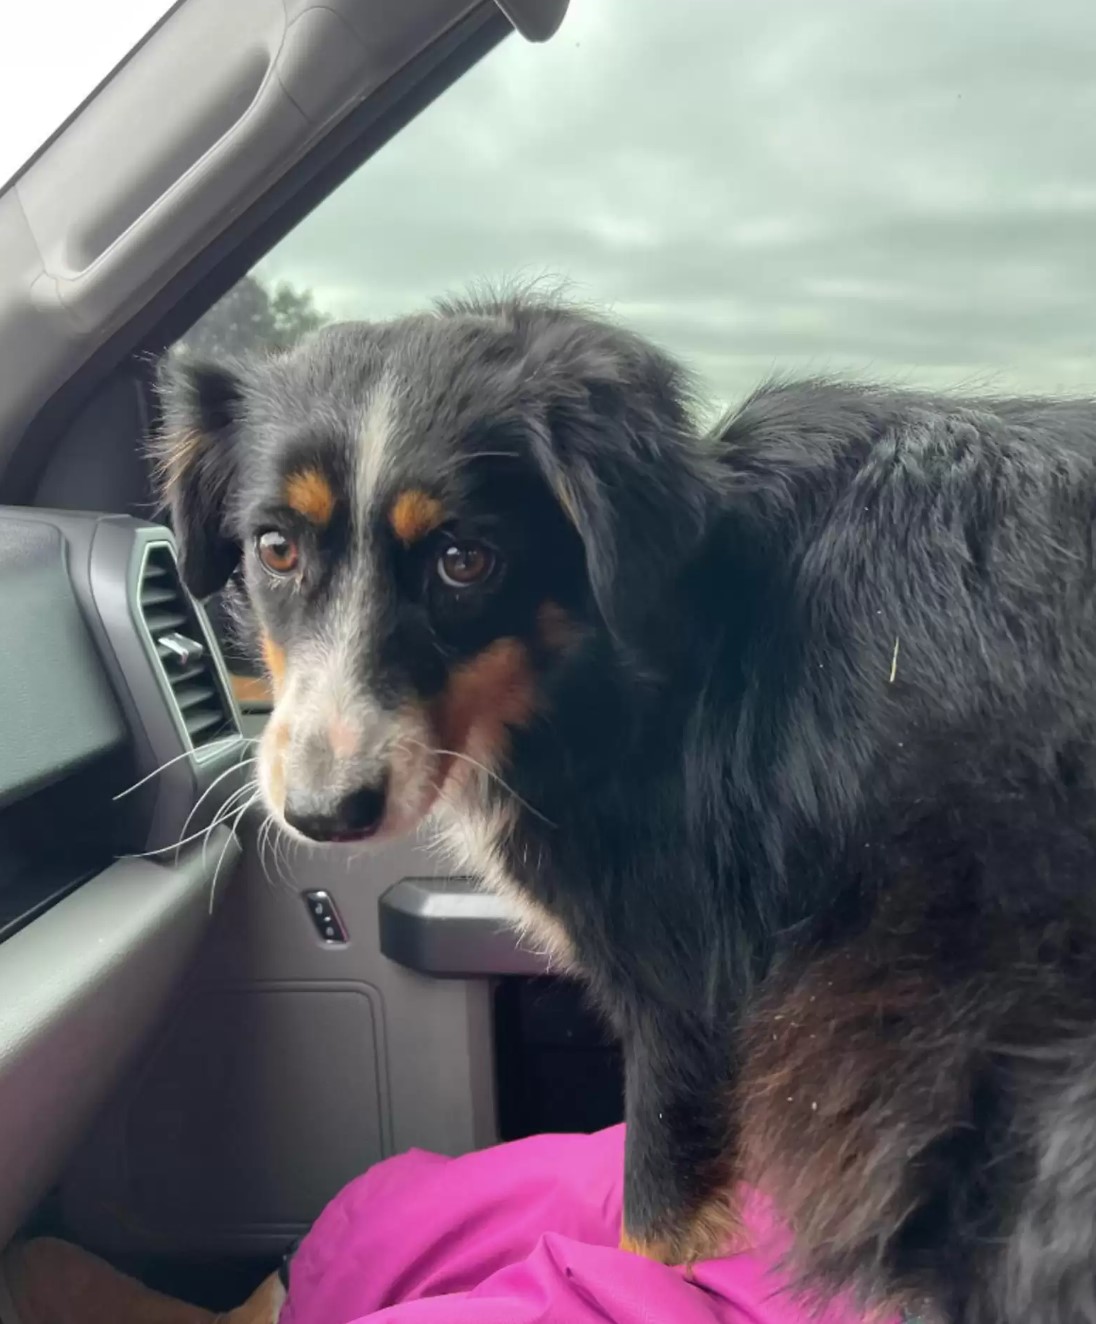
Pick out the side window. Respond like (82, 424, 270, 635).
(178, 0, 1096, 694)
(179, 276, 329, 360)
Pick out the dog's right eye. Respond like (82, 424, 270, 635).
(257, 530, 299, 576)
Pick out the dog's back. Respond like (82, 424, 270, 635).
(708, 383, 1096, 1321)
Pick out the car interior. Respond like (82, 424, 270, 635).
(2, 0, 1094, 1312)
(0, 0, 637, 1309)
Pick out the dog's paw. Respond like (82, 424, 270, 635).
(620, 1193, 747, 1267)
(619, 1230, 676, 1263)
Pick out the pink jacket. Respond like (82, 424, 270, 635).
(280, 1125, 884, 1324)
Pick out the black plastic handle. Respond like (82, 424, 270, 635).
(379, 877, 551, 978)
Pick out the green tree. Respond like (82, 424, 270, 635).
(179, 274, 329, 359)
(269, 282, 327, 347)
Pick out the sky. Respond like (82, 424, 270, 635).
(6, 0, 1096, 416)
(256, 0, 1096, 414)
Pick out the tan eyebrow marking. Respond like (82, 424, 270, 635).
(389, 489, 445, 545)
(284, 468, 336, 526)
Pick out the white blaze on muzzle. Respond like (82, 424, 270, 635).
(258, 608, 441, 843)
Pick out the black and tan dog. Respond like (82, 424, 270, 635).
(156, 293, 1096, 1323)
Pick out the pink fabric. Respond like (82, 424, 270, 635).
(280, 1125, 886, 1324)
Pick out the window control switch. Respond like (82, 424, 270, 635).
(304, 890, 347, 944)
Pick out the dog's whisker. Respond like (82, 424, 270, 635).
(120, 784, 254, 862)
(177, 757, 259, 855)
(113, 746, 216, 801)
(255, 816, 270, 882)
(405, 737, 555, 827)
(255, 812, 297, 895)
(256, 813, 285, 892)
(200, 780, 259, 865)
(208, 792, 260, 914)
(199, 784, 259, 872)
(275, 832, 290, 880)
(276, 828, 300, 887)
(255, 803, 293, 884)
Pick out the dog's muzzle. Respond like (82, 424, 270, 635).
(259, 692, 442, 846)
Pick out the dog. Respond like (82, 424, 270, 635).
(156, 292, 1096, 1323)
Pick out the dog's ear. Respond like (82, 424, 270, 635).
(152, 355, 246, 599)
(523, 315, 717, 641)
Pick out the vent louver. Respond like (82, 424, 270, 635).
(139, 545, 237, 750)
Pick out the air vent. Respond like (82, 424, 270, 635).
(139, 545, 237, 750)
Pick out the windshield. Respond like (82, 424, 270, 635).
(0, 1, 177, 187)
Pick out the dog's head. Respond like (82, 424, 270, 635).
(155, 295, 714, 843)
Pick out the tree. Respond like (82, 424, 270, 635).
(178, 273, 329, 359)
(269, 282, 328, 347)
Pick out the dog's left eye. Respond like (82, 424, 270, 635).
(436, 541, 495, 589)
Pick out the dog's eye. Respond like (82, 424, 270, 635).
(257, 530, 299, 576)
(436, 541, 495, 589)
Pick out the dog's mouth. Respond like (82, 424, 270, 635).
(329, 827, 378, 844)
(294, 818, 385, 847)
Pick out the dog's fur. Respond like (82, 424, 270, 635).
(156, 293, 1096, 1323)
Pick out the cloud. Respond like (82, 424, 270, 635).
(258, 0, 1096, 408)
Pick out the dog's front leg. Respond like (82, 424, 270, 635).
(618, 1010, 741, 1267)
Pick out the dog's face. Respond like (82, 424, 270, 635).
(156, 297, 711, 843)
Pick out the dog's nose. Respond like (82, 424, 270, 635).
(284, 782, 387, 842)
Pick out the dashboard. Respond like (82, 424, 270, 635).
(0, 506, 244, 1247)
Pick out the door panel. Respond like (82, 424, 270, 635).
(60, 821, 497, 1260)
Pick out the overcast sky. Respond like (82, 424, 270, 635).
(7, 0, 1096, 414)
(256, 0, 1096, 413)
